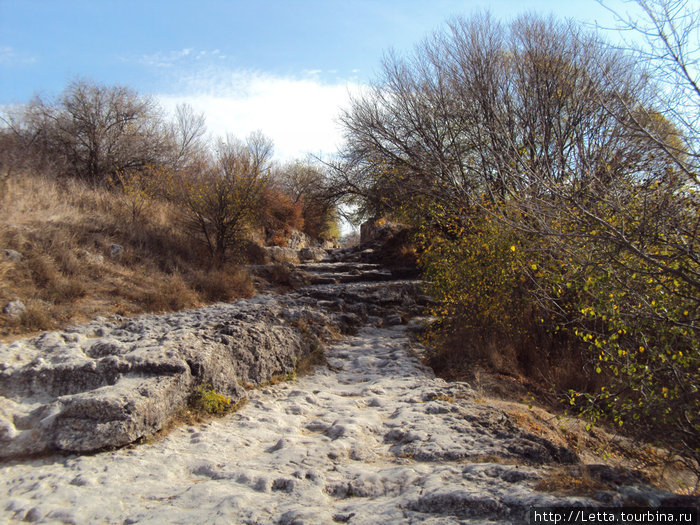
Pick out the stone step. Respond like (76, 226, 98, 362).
(296, 262, 384, 274)
(308, 270, 394, 285)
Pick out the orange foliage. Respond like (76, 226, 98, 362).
(259, 187, 304, 246)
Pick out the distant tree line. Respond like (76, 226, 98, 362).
(0, 79, 341, 263)
(333, 1, 699, 472)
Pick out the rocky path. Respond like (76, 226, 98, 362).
(1, 323, 587, 525)
(0, 245, 684, 524)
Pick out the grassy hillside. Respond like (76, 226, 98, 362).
(0, 172, 255, 341)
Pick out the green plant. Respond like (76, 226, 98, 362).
(190, 385, 234, 415)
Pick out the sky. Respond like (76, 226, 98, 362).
(0, 0, 639, 161)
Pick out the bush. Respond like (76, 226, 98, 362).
(337, 11, 700, 472)
(418, 205, 554, 375)
(172, 134, 271, 264)
(190, 266, 255, 302)
(140, 274, 199, 313)
(19, 79, 168, 183)
(189, 385, 233, 415)
(19, 300, 55, 332)
(259, 186, 304, 246)
(273, 161, 340, 242)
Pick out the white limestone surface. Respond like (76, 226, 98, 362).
(0, 324, 588, 524)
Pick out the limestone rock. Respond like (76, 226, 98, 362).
(2, 300, 25, 319)
(298, 247, 327, 263)
(359, 219, 404, 244)
(109, 244, 124, 259)
(286, 230, 311, 250)
(80, 250, 104, 265)
(3, 249, 23, 262)
(0, 302, 313, 457)
(265, 246, 299, 264)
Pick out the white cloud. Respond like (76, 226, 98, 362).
(157, 69, 364, 161)
(137, 48, 194, 68)
(0, 46, 37, 65)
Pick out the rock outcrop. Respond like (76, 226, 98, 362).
(0, 242, 422, 457)
(262, 244, 331, 264)
(298, 246, 327, 262)
(359, 218, 404, 245)
(0, 239, 695, 524)
(0, 303, 315, 457)
(264, 245, 301, 263)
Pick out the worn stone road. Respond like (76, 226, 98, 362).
(0, 246, 680, 524)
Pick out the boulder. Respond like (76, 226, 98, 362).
(265, 246, 300, 264)
(360, 219, 404, 244)
(298, 247, 327, 263)
(320, 239, 338, 250)
(286, 230, 311, 250)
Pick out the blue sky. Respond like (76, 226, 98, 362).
(1, 0, 634, 160)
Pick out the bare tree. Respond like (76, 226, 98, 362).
(21, 79, 168, 183)
(338, 11, 699, 469)
(246, 129, 275, 175)
(337, 14, 651, 217)
(600, 0, 699, 180)
(169, 103, 207, 169)
(176, 133, 272, 264)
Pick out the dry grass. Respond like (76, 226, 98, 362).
(296, 344, 327, 376)
(534, 466, 618, 497)
(469, 390, 699, 495)
(0, 171, 257, 341)
(190, 266, 256, 302)
(418, 322, 699, 494)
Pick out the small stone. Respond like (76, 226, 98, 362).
(109, 244, 124, 258)
(2, 300, 25, 319)
(385, 314, 403, 325)
(81, 250, 104, 265)
(3, 249, 23, 262)
(23, 507, 42, 522)
(0, 416, 17, 440)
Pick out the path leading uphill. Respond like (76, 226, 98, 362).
(0, 244, 682, 524)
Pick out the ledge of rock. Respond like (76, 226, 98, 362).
(0, 301, 324, 458)
(1, 241, 688, 523)
(263, 245, 329, 264)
